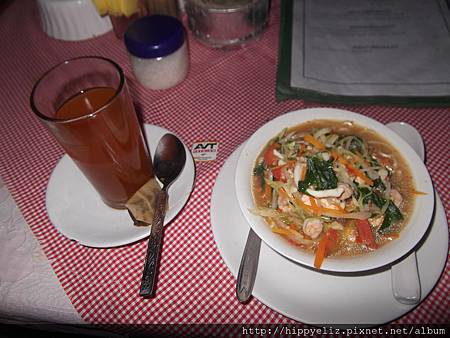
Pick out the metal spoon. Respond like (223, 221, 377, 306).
(387, 122, 425, 305)
(139, 133, 186, 298)
(236, 228, 261, 302)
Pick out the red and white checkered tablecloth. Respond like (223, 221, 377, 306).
(0, 0, 448, 326)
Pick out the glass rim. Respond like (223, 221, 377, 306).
(30, 56, 125, 124)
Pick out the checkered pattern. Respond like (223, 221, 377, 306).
(0, 0, 448, 325)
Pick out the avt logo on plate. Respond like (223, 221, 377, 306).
(191, 141, 219, 162)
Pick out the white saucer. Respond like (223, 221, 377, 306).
(210, 145, 448, 324)
(46, 124, 195, 248)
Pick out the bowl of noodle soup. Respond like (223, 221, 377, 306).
(235, 108, 434, 272)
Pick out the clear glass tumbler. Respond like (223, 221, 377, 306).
(30, 56, 154, 209)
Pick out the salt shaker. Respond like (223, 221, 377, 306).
(124, 15, 189, 90)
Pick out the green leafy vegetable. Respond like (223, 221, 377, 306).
(369, 156, 380, 167)
(253, 162, 266, 189)
(358, 186, 385, 209)
(372, 177, 385, 191)
(348, 136, 365, 154)
(298, 156, 338, 192)
(357, 185, 403, 232)
(379, 201, 403, 232)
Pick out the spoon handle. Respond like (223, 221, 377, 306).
(387, 122, 425, 305)
(139, 190, 168, 297)
(391, 252, 421, 304)
(236, 228, 262, 303)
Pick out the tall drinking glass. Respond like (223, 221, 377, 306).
(31, 56, 154, 209)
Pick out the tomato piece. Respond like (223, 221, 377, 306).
(325, 228, 339, 252)
(271, 165, 287, 182)
(264, 143, 279, 167)
(356, 219, 377, 249)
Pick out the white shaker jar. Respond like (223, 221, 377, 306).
(124, 15, 189, 90)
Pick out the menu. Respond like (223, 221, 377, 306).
(277, 0, 450, 105)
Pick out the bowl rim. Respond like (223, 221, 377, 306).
(235, 108, 435, 272)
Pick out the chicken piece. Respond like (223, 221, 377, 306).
(302, 218, 323, 239)
(378, 168, 388, 180)
(330, 221, 344, 231)
(306, 186, 344, 198)
(390, 189, 403, 208)
(300, 193, 312, 206)
(278, 185, 300, 212)
(318, 197, 345, 210)
(321, 152, 331, 161)
(278, 194, 291, 212)
(355, 176, 366, 186)
(289, 185, 298, 194)
(337, 183, 353, 200)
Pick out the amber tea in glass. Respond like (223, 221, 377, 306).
(31, 56, 153, 209)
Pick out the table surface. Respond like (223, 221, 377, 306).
(0, 0, 448, 327)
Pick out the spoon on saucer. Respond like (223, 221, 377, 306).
(387, 122, 425, 305)
(139, 133, 186, 298)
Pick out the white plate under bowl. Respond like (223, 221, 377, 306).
(46, 124, 195, 248)
(212, 144, 448, 324)
(235, 108, 434, 272)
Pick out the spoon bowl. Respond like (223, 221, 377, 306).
(386, 122, 425, 162)
(139, 133, 186, 297)
(154, 134, 187, 186)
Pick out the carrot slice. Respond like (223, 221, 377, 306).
(383, 232, 400, 240)
(292, 193, 315, 215)
(271, 161, 295, 182)
(314, 234, 328, 268)
(297, 143, 306, 157)
(308, 196, 320, 215)
(332, 151, 373, 185)
(355, 219, 377, 249)
(299, 164, 307, 181)
(319, 207, 348, 218)
(278, 187, 291, 201)
(314, 229, 340, 268)
(304, 134, 326, 151)
(346, 162, 373, 186)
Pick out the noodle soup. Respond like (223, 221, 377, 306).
(251, 120, 416, 268)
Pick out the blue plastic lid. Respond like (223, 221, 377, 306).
(124, 15, 185, 59)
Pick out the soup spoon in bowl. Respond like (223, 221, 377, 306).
(387, 122, 425, 305)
